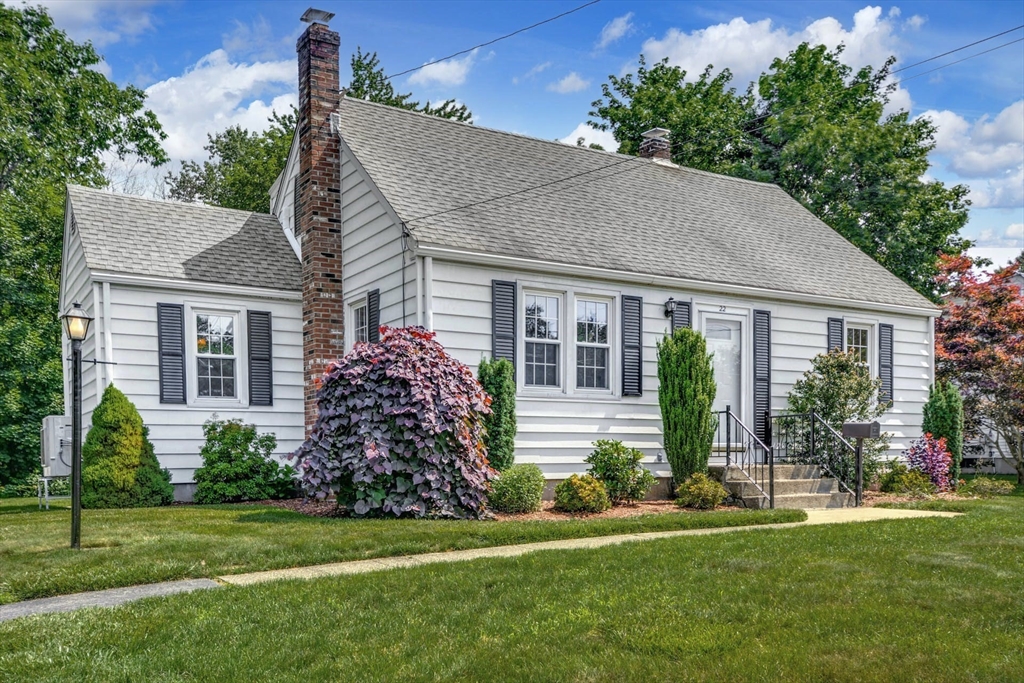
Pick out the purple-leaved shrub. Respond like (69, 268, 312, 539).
(905, 434, 953, 491)
(290, 326, 496, 518)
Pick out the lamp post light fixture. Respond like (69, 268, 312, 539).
(61, 302, 92, 549)
(664, 297, 677, 318)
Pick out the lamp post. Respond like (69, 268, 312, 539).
(61, 302, 92, 549)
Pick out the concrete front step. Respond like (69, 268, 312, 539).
(742, 491, 855, 510)
(723, 464, 823, 480)
(731, 477, 839, 498)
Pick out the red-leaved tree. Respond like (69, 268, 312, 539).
(935, 255, 1024, 483)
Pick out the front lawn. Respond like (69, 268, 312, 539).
(1, 491, 1021, 682)
(0, 498, 801, 604)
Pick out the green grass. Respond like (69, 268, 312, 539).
(1, 491, 1021, 682)
(0, 498, 801, 604)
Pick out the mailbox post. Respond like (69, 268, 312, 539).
(842, 421, 880, 506)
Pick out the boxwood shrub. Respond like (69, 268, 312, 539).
(585, 439, 656, 504)
(675, 472, 728, 510)
(291, 326, 495, 519)
(488, 463, 544, 513)
(553, 474, 611, 513)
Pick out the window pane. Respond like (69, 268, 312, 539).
(198, 358, 210, 376)
(197, 316, 210, 335)
(198, 376, 210, 397)
(221, 359, 235, 380)
(197, 335, 209, 354)
(222, 377, 235, 398)
(525, 342, 559, 387)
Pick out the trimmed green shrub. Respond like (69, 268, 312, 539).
(81, 384, 173, 508)
(292, 326, 495, 519)
(959, 476, 1016, 497)
(553, 474, 611, 513)
(478, 357, 517, 471)
(922, 381, 964, 484)
(675, 472, 728, 509)
(657, 327, 716, 485)
(585, 439, 656, 504)
(193, 418, 295, 504)
(488, 463, 545, 513)
(879, 462, 936, 495)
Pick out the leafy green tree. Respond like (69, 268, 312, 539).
(657, 327, 717, 484)
(922, 381, 964, 484)
(167, 48, 472, 213)
(477, 357, 516, 471)
(82, 385, 173, 508)
(167, 111, 295, 213)
(0, 5, 166, 485)
(590, 44, 970, 298)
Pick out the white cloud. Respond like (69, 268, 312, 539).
(968, 247, 1024, 270)
(222, 16, 296, 61)
(559, 122, 618, 151)
(11, 0, 159, 47)
(596, 12, 634, 49)
(513, 61, 551, 85)
(548, 72, 590, 94)
(640, 5, 910, 108)
(1007, 223, 1024, 242)
(407, 49, 477, 87)
(143, 49, 297, 162)
(917, 100, 1024, 208)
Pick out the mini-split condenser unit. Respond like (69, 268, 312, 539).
(40, 415, 71, 478)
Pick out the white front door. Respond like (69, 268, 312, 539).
(701, 313, 745, 422)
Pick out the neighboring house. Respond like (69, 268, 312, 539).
(60, 14, 939, 500)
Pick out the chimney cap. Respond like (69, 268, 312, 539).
(301, 8, 335, 24)
(642, 127, 671, 140)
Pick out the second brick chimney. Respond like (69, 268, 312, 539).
(296, 11, 343, 431)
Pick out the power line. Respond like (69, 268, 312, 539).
(403, 25, 1024, 225)
(891, 24, 1023, 73)
(384, 0, 602, 81)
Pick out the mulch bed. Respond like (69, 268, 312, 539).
(255, 498, 739, 520)
(861, 490, 966, 507)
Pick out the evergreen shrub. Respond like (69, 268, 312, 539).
(488, 463, 544, 513)
(477, 357, 516, 471)
(879, 463, 935, 495)
(193, 418, 295, 504)
(291, 326, 495, 518)
(657, 327, 716, 485)
(674, 472, 728, 509)
(81, 384, 173, 508)
(585, 439, 656, 504)
(959, 476, 1016, 497)
(922, 381, 964, 484)
(553, 474, 611, 513)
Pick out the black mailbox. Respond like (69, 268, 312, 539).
(842, 421, 880, 439)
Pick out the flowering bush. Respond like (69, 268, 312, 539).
(904, 434, 953, 491)
(290, 326, 496, 518)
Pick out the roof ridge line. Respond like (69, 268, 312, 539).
(67, 184, 270, 219)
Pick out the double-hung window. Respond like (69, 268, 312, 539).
(576, 299, 609, 389)
(196, 313, 237, 398)
(524, 293, 560, 387)
(847, 325, 870, 365)
(352, 300, 369, 345)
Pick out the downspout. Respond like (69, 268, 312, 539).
(423, 256, 434, 332)
(102, 281, 113, 386)
(91, 282, 103, 399)
(415, 256, 423, 327)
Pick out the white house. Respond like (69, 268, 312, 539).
(60, 13, 938, 502)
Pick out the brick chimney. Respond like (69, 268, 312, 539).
(296, 9, 343, 431)
(639, 127, 672, 160)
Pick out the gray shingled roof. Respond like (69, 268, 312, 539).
(337, 98, 935, 310)
(67, 185, 301, 291)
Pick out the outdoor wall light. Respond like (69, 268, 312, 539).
(664, 297, 677, 318)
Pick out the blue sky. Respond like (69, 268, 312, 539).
(22, 0, 1024, 265)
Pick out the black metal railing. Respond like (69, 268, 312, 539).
(766, 411, 858, 497)
(714, 406, 774, 508)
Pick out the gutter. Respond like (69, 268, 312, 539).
(91, 272, 301, 301)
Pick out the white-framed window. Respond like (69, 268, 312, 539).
(847, 324, 870, 365)
(188, 307, 246, 404)
(576, 298, 610, 390)
(524, 292, 561, 388)
(352, 300, 369, 345)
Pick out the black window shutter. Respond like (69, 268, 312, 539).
(491, 280, 516, 367)
(157, 303, 186, 404)
(670, 301, 691, 331)
(753, 310, 771, 442)
(367, 289, 380, 343)
(827, 317, 845, 352)
(248, 311, 273, 406)
(621, 295, 643, 397)
(879, 323, 894, 405)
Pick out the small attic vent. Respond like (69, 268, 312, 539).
(70, 214, 78, 234)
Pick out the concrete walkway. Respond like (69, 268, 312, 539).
(0, 507, 957, 623)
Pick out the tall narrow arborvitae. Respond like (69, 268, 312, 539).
(923, 381, 965, 485)
(82, 384, 173, 508)
(657, 327, 717, 484)
(478, 357, 517, 471)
